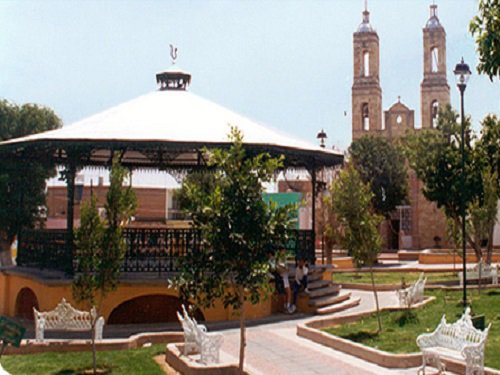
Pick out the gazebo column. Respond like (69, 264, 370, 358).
(65, 162, 76, 274)
(311, 168, 317, 264)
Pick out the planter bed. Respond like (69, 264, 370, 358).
(298, 289, 500, 373)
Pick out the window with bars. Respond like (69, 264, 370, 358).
(398, 205, 411, 234)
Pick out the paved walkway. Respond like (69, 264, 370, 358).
(216, 290, 424, 375)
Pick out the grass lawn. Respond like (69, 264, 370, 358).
(323, 289, 500, 369)
(1, 344, 167, 375)
(333, 271, 458, 285)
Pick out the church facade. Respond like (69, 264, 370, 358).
(351, 4, 450, 250)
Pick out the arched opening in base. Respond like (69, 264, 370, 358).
(15, 288, 39, 320)
(108, 294, 204, 324)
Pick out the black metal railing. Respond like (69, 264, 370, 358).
(122, 228, 199, 274)
(285, 229, 315, 265)
(17, 229, 72, 273)
(17, 227, 314, 275)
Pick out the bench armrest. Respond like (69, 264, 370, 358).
(416, 332, 438, 350)
(35, 316, 46, 342)
(202, 332, 223, 348)
(197, 324, 207, 332)
(462, 342, 485, 363)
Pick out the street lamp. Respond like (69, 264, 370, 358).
(317, 129, 327, 148)
(453, 57, 471, 310)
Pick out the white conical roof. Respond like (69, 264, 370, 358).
(5, 90, 327, 153)
(0, 88, 343, 170)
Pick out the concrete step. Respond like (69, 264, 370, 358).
(308, 292, 351, 308)
(309, 272, 324, 281)
(306, 275, 322, 284)
(309, 265, 327, 273)
(315, 297, 361, 315)
(307, 284, 341, 298)
(308, 279, 331, 290)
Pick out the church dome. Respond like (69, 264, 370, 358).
(357, 9, 374, 33)
(425, 4, 442, 29)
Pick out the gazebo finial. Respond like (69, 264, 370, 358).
(156, 45, 191, 91)
(170, 44, 178, 65)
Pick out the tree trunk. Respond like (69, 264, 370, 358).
(92, 299, 104, 375)
(238, 295, 246, 373)
(92, 322, 97, 375)
(0, 235, 13, 267)
(478, 257, 482, 296)
(370, 268, 382, 333)
(486, 223, 494, 265)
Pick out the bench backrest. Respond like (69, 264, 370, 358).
(177, 311, 196, 340)
(34, 298, 95, 331)
(412, 273, 426, 292)
(434, 307, 491, 351)
(405, 273, 426, 298)
(178, 305, 204, 341)
(471, 261, 496, 274)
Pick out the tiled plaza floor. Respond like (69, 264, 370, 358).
(217, 290, 427, 375)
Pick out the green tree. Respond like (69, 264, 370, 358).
(326, 165, 384, 332)
(72, 155, 136, 375)
(474, 114, 500, 263)
(170, 127, 295, 372)
(174, 170, 217, 217)
(470, 0, 500, 80)
(349, 136, 408, 218)
(0, 100, 61, 262)
(402, 106, 500, 263)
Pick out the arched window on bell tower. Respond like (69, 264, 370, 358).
(362, 103, 370, 131)
(431, 100, 439, 128)
(363, 51, 370, 77)
(431, 47, 439, 73)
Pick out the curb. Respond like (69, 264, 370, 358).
(296, 298, 500, 375)
(4, 332, 183, 355)
(165, 344, 246, 375)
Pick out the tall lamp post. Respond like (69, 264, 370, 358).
(453, 57, 471, 310)
(316, 129, 328, 262)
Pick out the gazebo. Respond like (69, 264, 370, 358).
(0, 59, 343, 276)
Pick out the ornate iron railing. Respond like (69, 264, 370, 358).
(17, 229, 72, 273)
(286, 229, 315, 265)
(121, 228, 199, 274)
(17, 228, 314, 275)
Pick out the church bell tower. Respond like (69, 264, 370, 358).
(420, 4, 450, 129)
(352, 2, 383, 141)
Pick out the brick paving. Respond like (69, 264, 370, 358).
(217, 289, 424, 375)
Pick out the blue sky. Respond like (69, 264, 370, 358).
(1, 0, 498, 151)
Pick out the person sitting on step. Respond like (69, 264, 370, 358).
(290, 258, 309, 313)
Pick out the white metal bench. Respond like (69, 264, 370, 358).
(176, 305, 223, 364)
(459, 261, 498, 286)
(0, 363, 11, 375)
(416, 307, 491, 375)
(33, 298, 104, 342)
(396, 272, 426, 307)
(176, 305, 207, 356)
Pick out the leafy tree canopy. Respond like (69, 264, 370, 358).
(174, 170, 216, 216)
(402, 106, 500, 261)
(470, 0, 500, 81)
(349, 135, 408, 218)
(73, 155, 137, 307)
(172, 127, 295, 308)
(326, 164, 383, 331)
(328, 165, 383, 267)
(170, 126, 295, 371)
(0, 100, 62, 242)
(72, 155, 136, 375)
